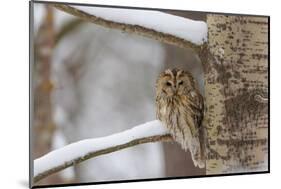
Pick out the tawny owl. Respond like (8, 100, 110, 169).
(156, 68, 205, 168)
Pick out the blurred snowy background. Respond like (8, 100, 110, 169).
(32, 2, 206, 186)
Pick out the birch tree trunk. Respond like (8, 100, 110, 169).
(33, 5, 55, 160)
(204, 14, 268, 174)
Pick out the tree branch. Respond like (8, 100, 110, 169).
(34, 135, 172, 183)
(52, 4, 205, 53)
(33, 120, 172, 183)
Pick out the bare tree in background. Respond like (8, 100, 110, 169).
(32, 5, 62, 185)
(32, 5, 84, 185)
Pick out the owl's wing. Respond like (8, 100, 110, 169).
(189, 90, 206, 165)
(155, 95, 162, 121)
(189, 90, 204, 130)
(194, 91, 207, 164)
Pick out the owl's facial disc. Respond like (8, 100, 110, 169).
(165, 79, 181, 96)
(161, 68, 191, 97)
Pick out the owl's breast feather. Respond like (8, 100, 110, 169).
(160, 105, 167, 116)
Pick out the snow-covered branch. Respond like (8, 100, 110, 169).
(53, 4, 207, 52)
(33, 120, 172, 183)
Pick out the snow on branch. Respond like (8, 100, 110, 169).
(53, 4, 207, 51)
(33, 120, 172, 183)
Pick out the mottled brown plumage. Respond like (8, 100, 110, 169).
(156, 68, 205, 168)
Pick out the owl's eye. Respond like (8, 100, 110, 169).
(178, 81, 183, 85)
(166, 82, 172, 86)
